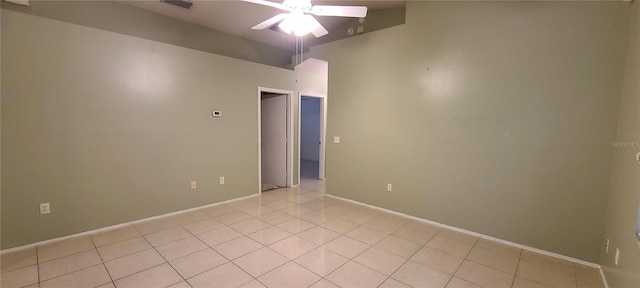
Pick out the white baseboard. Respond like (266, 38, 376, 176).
(600, 267, 610, 288)
(326, 194, 601, 269)
(0, 193, 260, 255)
(0, 191, 609, 288)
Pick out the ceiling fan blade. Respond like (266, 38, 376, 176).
(309, 16, 329, 37)
(252, 13, 289, 30)
(242, 0, 289, 11)
(309, 5, 367, 18)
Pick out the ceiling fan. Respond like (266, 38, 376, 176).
(244, 0, 368, 37)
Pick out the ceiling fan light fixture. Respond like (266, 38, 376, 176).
(278, 13, 318, 36)
(245, 0, 365, 38)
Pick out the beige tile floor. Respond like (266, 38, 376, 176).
(1, 179, 605, 288)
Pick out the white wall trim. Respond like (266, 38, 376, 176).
(600, 268, 610, 288)
(258, 87, 295, 193)
(325, 193, 602, 269)
(0, 193, 259, 255)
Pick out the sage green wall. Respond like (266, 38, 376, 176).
(600, 3, 640, 287)
(1, 1, 294, 68)
(310, 1, 630, 261)
(1, 10, 299, 249)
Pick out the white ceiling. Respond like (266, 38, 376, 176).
(119, 0, 405, 50)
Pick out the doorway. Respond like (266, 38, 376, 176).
(259, 88, 293, 192)
(299, 94, 326, 180)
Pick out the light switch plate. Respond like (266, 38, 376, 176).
(333, 136, 340, 144)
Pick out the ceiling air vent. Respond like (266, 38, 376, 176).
(161, 0, 193, 9)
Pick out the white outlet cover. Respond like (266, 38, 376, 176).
(40, 203, 50, 214)
(220, 177, 225, 184)
(333, 136, 340, 144)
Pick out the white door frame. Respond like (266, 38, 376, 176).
(298, 92, 327, 180)
(258, 87, 294, 194)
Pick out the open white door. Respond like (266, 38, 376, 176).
(261, 94, 287, 189)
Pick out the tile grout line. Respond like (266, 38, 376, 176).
(137, 226, 192, 287)
(173, 189, 322, 286)
(509, 249, 524, 288)
(376, 223, 442, 288)
(168, 218, 241, 285)
(89, 234, 116, 287)
(36, 246, 40, 286)
(444, 235, 481, 288)
(310, 211, 402, 287)
(175, 208, 272, 284)
(35, 245, 103, 285)
(160, 245, 206, 287)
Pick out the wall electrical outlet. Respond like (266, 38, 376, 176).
(605, 239, 610, 253)
(40, 203, 50, 214)
(615, 248, 620, 265)
(219, 176, 225, 185)
(191, 181, 197, 189)
(387, 184, 393, 192)
(333, 136, 341, 144)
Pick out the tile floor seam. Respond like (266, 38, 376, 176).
(313, 240, 378, 286)
(37, 245, 96, 265)
(54, 263, 113, 287)
(138, 230, 194, 286)
(509, 249, 525, 288)
(101, 262, 116, 287)
(111, 262, 167, 284)
(464, 255, 519, 275)
(254, 274, 270, 288)
(151, 226, 221, 287)
(441, 235, 481, 288)
(36, 246, 41, 285)
(38, 237, 115, 285)
(571, 262, 579, 288)
(199, 259, 255, 286)
(378, 228, 440, 288)
(91, 231, 143, 249)
(289, 260, 326, 287)
(0, 266, 25, 275)
(163, 246, 209, 283)
(173, 256, 229, 283)
(234, 253, 287, 279)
